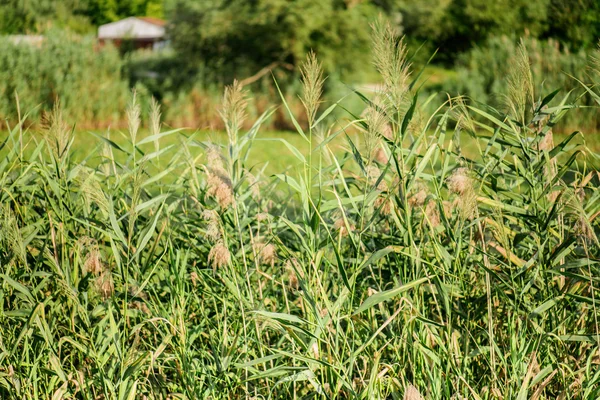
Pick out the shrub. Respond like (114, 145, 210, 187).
(0, 30, 129, 127)
(443, 35, 598, 130)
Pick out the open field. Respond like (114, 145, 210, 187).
(1, 23, 600, 400)
(5, 126, 598, 176)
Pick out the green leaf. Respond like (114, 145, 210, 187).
(355, 277, 428, 314)
(136, 128, 183, 145)
(272, 75, 308, 141)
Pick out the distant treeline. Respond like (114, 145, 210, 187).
(1, 0, 599, 130)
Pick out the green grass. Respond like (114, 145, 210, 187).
(1, 25, 600, 400)
(5, 129, 310, 175)
(7, 126, 597, 173)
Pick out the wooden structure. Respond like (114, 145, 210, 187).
(98, 17, 166, 50)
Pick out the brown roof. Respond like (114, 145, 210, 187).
(138, 17, 166, 27)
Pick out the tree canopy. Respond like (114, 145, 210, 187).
(2, 0, 599, 87)
(167, 0, 380, 83)
(0, 0, 164, 34)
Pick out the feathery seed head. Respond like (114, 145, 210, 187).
(366, 165, 381, 186)
(256, 212, 269, 222)
(0, 204, 26, 265)
(452, 96, 477, 134)
(300, 51, 325, 127)
(206, 144, 225, 172)
(409, 184, 428, 208)
(425, 200, 441, 228)
(43, 102, 71, 161)
(95, 271, 114, 299)
(447, 168, 478, 220)
(506, 40, 534, 124)
(363, 105, 388, 161)
(254, 240, 277, 266)
(447, 168, 472, 196)
(80, 172, 109, 217)
(214, 180, 234, 208)
(539, 130, 554, 152)
(149, 97, 162, 153)
(220, 80, 248, 145)
(371, 16, 411, 111)
(575, 217, 596, 244)
(206, 221, 221, 243)
(209, 242, 231, 271)
(131, 300, 150, 315)
(127, 91, 141, 144)
(84, 248, 103, 275)
(202, 209, 218, 221)
(260, 243, 277, 266)
(374, 196, 392, 215)
(190, 271, 200, 286)
(100, 130, 114, 176)
(333, 218, 355, 237)
(285, 258, 302, 290)
(403, 385, 422, 400)
(202, 209, 221, 241)
(206, 169, 234, 209)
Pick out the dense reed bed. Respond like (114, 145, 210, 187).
(0, 22, 599, 399)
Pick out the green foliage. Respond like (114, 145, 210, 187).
(85, 0, 164, 25)
(545, 0, 600, 50)
(0, 0, 94, 34)
(395, 0, 599, 64)
(0, 31, 129, 126)
(442, 35, 598, 130)
(0, 0, 164, 34)
(1, 27, 600, 399)
(167, 0, 379, 84)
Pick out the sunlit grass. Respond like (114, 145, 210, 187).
(1, 23, 600, 399)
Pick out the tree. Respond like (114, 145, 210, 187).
(0, 0, 165, 34)
(0, 0, 93, 34)
(544, 0, 600, 50)
(167, 0, 380, 85)
(85, 0, 164, 25)
(394, 0, 550, 64)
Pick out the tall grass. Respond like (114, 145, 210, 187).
(0, 33, 308, 131)
(443, 35, 598, 131)
(0, 31, 129, 127)
(0, 22, 599, 399)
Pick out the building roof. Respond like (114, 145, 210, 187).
(98, 17, 166, 40)
(137, 17, 166, 27)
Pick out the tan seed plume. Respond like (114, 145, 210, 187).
(371, 16, 411, 112)
(300, 51, 325, 128)
(95, 271, 114, 299)
(209, 242, 231, 271)
(220, 80, 248, 145)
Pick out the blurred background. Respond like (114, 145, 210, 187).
(1, 0, 599, 131)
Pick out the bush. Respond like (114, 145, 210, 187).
(442, 35, 598, 130)
(0, 31, 129, 127)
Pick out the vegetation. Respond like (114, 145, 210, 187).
(2, 0, 600, 130)
(441, 36, 599, 130)
(1, 21, 600, 399)
(0, 31, 129, 128)
(0, 0, 164, 34)
(168, 0, 378, 84)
